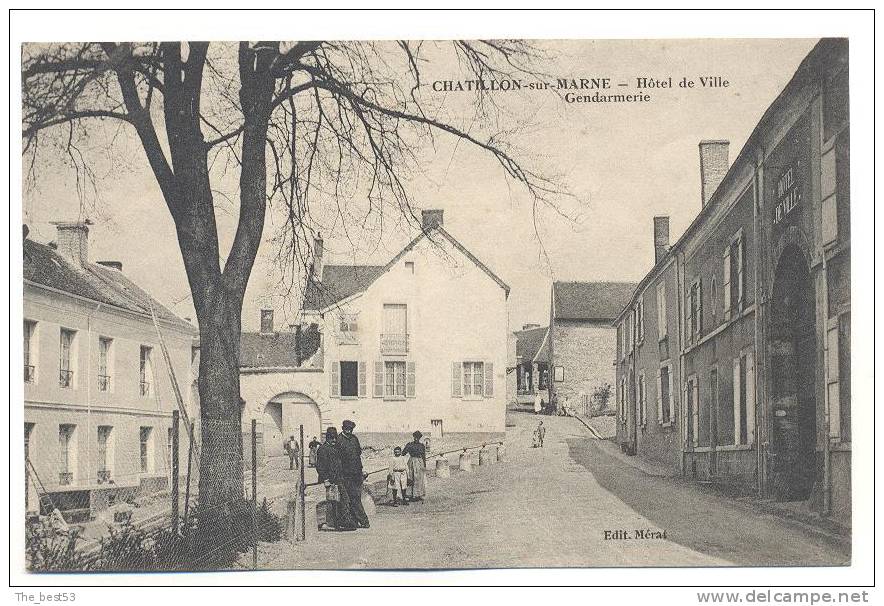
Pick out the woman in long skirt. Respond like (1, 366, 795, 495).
(403, 430, 427, 502)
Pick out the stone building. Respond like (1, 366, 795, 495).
(548, 281, 636, 415)
(513, 323, 549, 406)
(23, 222, 196, 518)
(614, 38, 850, 525)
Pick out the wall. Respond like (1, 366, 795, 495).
(23, 284, 194, 511)
(549, 320, 617, 412)
(318, 233, 509, 438)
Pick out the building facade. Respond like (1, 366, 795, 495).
(24, 222, 196, 517)
(548, 281, 636, 415)
(513, 323, 550, 406)
(615, 39, 850, 525)
(294, 210, 510, 445)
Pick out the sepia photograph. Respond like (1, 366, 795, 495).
(9, 9, 875, 594)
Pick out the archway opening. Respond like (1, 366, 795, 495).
(266, 392, 322, 458)
(769, 244, 817, 502)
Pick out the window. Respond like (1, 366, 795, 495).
(385, 361, 407, 398)
(140, 346, 153, 396)
(260, 309, 274, 333)
(405, 261, 415, 274)
(463, 361, 484, 397)
(140, 427, 154, 473)
(657, 363, 673, 426)
(58, 424, 76, 484)
(59, 328, 76, 388)
(687, 279, 703, 341)
(453, 361, 491, 399)
(838, 313, 851, 442)
(338, 314, 359, 341)
(616, 324, 623, 360)
(656, 281, 667, 340)
(710, 276, 717, 322)
(332, 360, 365, 398)
(618, 377, 627, 422)
(723, 233, 745, 318)
(97, 426, 113, 481)
(638, 372, 647, 427)
(686, 376, 699, 448)
(98, 337, 112, 392)
(538, 365, 549, 390)
(24, 320, 36, 383)
(636, 299, 645, 343)
(381, 304, 408, 354)
(732, 350, 756, 445)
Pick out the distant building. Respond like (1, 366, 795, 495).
(548, 281, 637, 415)
(615, 39, 850, 525)
(23, 222, 196, 518)
(297, 209, 510, 445)
(513, 324, 549, 405)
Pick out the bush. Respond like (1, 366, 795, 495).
(25, 517, 86, 572)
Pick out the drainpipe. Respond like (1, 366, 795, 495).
(752, 149, 764, 498)
(821, 251, 832, 516)
(85, 302, 102, 487)
(675, 249, 686, 475)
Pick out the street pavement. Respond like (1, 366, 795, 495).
(266, 410, 850, 570)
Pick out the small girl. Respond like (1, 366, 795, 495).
(387, 446, 410, 507)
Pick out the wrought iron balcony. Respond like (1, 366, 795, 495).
(24, 365, 35, 383)
(59, 369, 74, 388)
(97, 469, 112, 484)
(98, 374, 111, 391)
(58, 472, 73, 486)
(380, 333, 409, 355)
(140, 380, 151, 397)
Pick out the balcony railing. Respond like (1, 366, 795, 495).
(98, 374, 111, 391)
(140, 380, 151, 397)
(24, 365, 35, 383)
(97, 469, 113, 484)
(380, 333, 409, 355)
(59, 369, 74, 388)
(58, 472, 73, 486)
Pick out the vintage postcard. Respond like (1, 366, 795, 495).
(15, 22, 863, 583)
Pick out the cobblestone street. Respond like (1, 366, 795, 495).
(261, 411, 849, 570)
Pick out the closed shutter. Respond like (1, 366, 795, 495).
(736, 237, 745, 309)
(451, 362, 462, 398)
(697, 279, 704, 335)
(407, 362, 416, 398)
(692, 380, 700, 447)
(358, 361, 367, 397)
(745, 351, 756, 444)
(373, 361, 384, 398)
(733, 358, 741, 445)
(723, 246, 731, 318)
(330, 362, 340, 398)
(484, 362, 494, 398)
(827, 326, 841, 438)
(682, 382, 689, 447)
(656, 369, 663, 424)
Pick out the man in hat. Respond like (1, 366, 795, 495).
(337, 419, 370, 528)
(315, 427, 357, 531)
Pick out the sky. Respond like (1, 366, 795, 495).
(22, 38, 818, 333)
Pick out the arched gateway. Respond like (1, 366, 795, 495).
(262, 392, 322, 457)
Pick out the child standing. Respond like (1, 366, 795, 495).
(387, 446, 410, 507)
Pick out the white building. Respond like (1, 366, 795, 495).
(23, 222, 196, 518)
(299, 209, 510, 445)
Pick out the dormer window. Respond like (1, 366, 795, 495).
(338, 313, 359, 344)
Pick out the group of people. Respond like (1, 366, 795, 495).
(387, 431, 427, 507)
(314, 420, 371, 531)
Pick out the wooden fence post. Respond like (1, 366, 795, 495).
(251, 419, 258, 569)
(299, 424, 306, 541)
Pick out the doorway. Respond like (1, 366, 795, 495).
(769, 245, 817, 502)
(263, 402, 284, 457)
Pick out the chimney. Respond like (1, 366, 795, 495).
(260, 308, 275, 334)
(421, 209, 444, 230)
(23, 224, 29, 240)
(699, 140, 730, 207)
(53, 221, 92, 266)
(522, 323, 540, 331)
(97, 260, 123, 272)
(312, 235, 324, 281)
(653, 216, 670, 264)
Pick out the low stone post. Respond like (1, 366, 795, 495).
(496, 443, 506, 462)
(435, 457, 451, 478)
(478, 446, 492, 467)
(459, 450, 473, 472)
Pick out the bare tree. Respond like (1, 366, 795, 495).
(22, 40, 567, 556)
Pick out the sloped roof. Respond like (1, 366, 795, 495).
(515, 325, 549, 363)
(301, 225, 510, 312)
(23, 239, 194, 332)
(552, 281, 638, 322)
(239, 324, 321, 368)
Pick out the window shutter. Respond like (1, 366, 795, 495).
(698, 279, 704, 335)
(745, 352, 756, 445)
(407, 362, 416, 398)
(733, 358, 741, 445)
(330, 361, 340, 398)
(723, 246, 732, 318)
(656, 369, 663, 424)
(373, 361, 383, 398)
(484, 362, 494, 398)
(451, 362, 462, 398)
(358, 361, 367, 397)
(682, 382, 689, 446)
(737, 237, 745, 309)
(827, 327, 841, 438)
(691, 380, 700, 447)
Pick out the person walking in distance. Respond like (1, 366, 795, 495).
(315, 427, 357, 531)
(308, 436, 320, 468)
(337, 419, 371, 528)
(537, 420, 546, 448)
(387, 447, 410, 507)
(403, 430, 427, 502)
